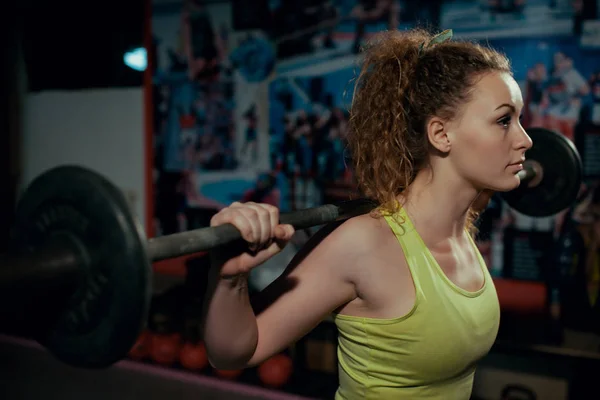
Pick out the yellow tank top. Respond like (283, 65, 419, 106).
(332, 208, 500, 399)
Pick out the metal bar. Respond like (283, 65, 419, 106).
(0, 237, 81, 304)
(516, 164, 537, 183)
(147, 198, 377, 262)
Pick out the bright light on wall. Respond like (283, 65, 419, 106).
(124, 47, 147, 71)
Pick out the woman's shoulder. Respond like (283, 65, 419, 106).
(294, 211, 390, 261)
(316, 212, 392, 258)
(287, 209, 405, 290)
(341, 211, 390, 235)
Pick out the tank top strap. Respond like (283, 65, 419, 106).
(382, 207, 422, 251)
(382, 207, 430, 292)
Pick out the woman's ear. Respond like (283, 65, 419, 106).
(426, 117, 451, 153)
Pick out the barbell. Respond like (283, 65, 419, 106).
(0, 127, 582, 368)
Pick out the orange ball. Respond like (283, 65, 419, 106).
(150, 333, 181, 366)
(258, 354, 293, 388)
(179, 342, 209, 371)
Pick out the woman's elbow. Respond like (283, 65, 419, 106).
(207, 353, 251, 370)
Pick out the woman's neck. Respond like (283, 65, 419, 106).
(399, 167, 483, 245)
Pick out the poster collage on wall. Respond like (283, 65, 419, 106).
(151, 0, 600, 327)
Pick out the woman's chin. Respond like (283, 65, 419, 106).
(488, 176, 522, 192)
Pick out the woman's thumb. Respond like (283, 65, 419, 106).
(275, 224, 295, 240)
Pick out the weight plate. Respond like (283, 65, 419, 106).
(12, 165, 152, 368)
(502, 127, 582, 217)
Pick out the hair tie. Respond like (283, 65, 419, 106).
(418, 29, 453, 57)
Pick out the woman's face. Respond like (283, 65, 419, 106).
(442, 71, 533, 192)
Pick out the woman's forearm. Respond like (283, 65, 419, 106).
(201, 268, 258, 369)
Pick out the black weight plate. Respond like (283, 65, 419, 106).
(502, 127, 582, 217)
(12, 165, 152, 368)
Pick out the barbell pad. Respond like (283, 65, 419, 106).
(11, 165, 152, 368)
(147, 198, 378, 261)
(501, 127, 583, 217)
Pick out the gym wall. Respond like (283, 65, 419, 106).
(20, 88, 146, 231)
(12, 0, 148, 229)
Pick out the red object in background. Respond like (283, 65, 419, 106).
(153, 254, 196, 277)
(179, 341, 209, 371)
(129, 330, 152, 360)
(258, 354, 293, 388)
(493, 278, 547, 315)
(150, 333, 182, 366)
(179, 114, 196, 129)
(214, 368, 243, 380)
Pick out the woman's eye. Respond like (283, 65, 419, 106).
(498, 116, 511, 128)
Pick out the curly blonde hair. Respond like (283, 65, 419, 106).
(346, 28, 511, 233)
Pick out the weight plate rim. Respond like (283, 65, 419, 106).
(502, 127, 583, 217)
(13, 165, 152, 368)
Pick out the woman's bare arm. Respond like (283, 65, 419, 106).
(202, 217, 368, 369)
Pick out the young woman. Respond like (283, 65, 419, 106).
(202, 28, 532, 399)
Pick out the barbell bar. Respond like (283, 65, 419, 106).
(147, 197, 377, 262)
(0, 127, 582, 369)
